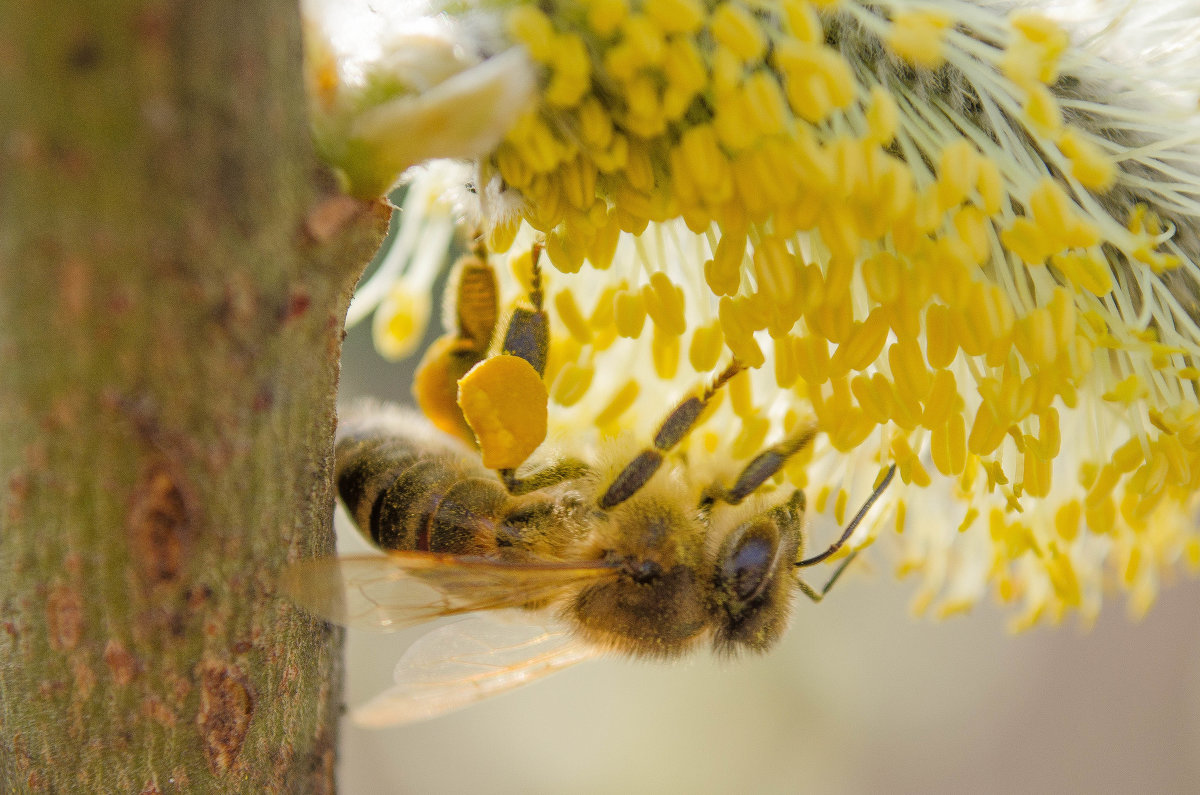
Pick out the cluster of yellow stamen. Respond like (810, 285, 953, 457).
(351, 0, 1200, 626)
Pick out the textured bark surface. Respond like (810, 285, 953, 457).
(0, 0, 388, 791)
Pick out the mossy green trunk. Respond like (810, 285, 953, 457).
(0, 1, 388, 790)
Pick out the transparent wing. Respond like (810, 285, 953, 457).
(281, 551, 618, 631)
(353, 613, 605, 728)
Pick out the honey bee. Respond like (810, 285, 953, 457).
(286, 245, 896, 727)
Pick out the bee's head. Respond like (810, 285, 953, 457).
(709, 494, 803, 655)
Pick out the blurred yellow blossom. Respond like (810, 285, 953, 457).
(316, 0, 1200, 629)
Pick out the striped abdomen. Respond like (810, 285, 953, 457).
(335, 430, 509, 555)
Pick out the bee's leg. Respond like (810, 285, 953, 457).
(699, 424, 818, 508)
(413, 242, 500, 445)
(795, 465, 897, 602)
(498, 241, 549, 377)
(497, 459, 592, 496)
(598, 361, 745, 509)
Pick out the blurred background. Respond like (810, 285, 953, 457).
(336, 312, 1200, 794)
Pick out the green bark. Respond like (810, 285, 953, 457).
(0, 0, 388, 791)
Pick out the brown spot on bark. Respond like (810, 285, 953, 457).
(142, 695, 177, 727)
(303, 195, 366, 243)
(66, 32, 100, 70)
(284, 288, 311, 323)
(196, 661, 254, 776)
(139, 782, 163, 795)
(186, 583, 213, 610)
(58, 254, 90, 317)
(252, 386, 274, 411)
(72, 656, 96, 699)
(26, 770, 48, 791)
(127, 459, 194, 585)
(47, 585, 82, 651)
(104, 639, 139, 685)
(6, 472, 29, 522)
(232, 639, 253, 655)
(170, 766, 191, 790)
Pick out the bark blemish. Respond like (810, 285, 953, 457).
(142, 695, 178, 728)
(71, 656, 96, 699)
(58, 254, 90, 318)
(302, 195, 365, 244)
(196, 661, 254, 776)
(46, 585, 82, 651)
(127, 459, 193, 585)
(104, 639, 139, 685)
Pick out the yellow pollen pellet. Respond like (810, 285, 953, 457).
(594, 379, 640, 430)
(554, 289, 593, 344)
(711, 2, 766, 62)
(652, 326, 680, 379)
(458, 355, 548, 469)
(614, 288, 647, 338)
(688, 321, 724, 372)
(887, 9, 952, 68)
(551, 361, 594, 407)
(643, 272, 687, 336)
(644, 0, 705, 34)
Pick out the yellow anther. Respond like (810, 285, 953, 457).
(1102, 374, 1148, 404)
(924, 304, 958, 369)
(1024, 84, 1062, 136)
(551, 361, 594, 407)
(889, 338, 933, 404)
(587, 208, 621, 270)
(729, 367, 756, 418)
(865, 86, 898, 144)
(794, 334, 831, 385)
(545, 229, 585, 273)
(931, 411, 968, 476)
(829, 309, 889, 376)
(595, 379, 641, 431)
(546, 35, 592, 107)
(1057, 130, 1114, 191)
(711, 3, 767, 62)
(644, 0, 705, 34)
(587, 0, 628, 36)
(623, 14, 666, 67)
(372, 281, 429, 361)
(744, 71, 789, 137)
(652, 326, 681, 379)
(642, 272, 687, 336)
(554, 289, 593, 344)
(507, 5, 557, 62)
(614, 288, 647, 338)
(458, 355, 549, 469)
(975, 158, 1004, 215)
(688, 321, 725, 372)
(887, 9, 952, 68)
(782, 0, 822, 42)
(937, 140, 979, 211)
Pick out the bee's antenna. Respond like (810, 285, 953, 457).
(796, 464, 897, 568)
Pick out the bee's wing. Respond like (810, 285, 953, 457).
(282, 552, 618, 631)
(353, 613, 604, 727)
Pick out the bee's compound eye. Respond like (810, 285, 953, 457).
(719, 525, 777, 604)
